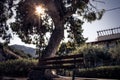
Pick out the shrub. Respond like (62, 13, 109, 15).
(75, 66, 120, 79)
(109, 44, 120, 65)
(72, 44, 111, 67)
(0, 59, 38, 77)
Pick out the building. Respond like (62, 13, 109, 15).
(88, 27, 120, 48)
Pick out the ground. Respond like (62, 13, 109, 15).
(1, 76, 115, 80)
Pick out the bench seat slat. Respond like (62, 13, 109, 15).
(33, 65, 75, 69)
(40, 54, 83, 61)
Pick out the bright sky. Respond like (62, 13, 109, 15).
(1, 0, 120, 47)
(83, 0, 120, 42)
(9, 34, 36, 48)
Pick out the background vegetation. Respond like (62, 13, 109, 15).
(0, 59, 37, 77)
(0, 43, 120, 79)
(76, 66, 120, 79)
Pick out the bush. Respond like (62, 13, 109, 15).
(72, 44, 111, 67)
(0, 59, 38, 77)
(75, 66, 120, 79)
(109, 44, 120, 65)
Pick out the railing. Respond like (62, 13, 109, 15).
(97, 27, 120, 41)
(97, 27, 120, 37)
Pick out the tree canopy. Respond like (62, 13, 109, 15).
(0, 0, 104, 57)
(0, 0, 14, 44)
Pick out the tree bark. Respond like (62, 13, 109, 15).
(41, 0, 64, 58)
(42, 21, 64, 58)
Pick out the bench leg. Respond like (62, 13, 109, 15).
(72, 69, 75, 80)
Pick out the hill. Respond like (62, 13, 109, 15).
(0, 43, 35, 61)
(10, 44, 36, 57)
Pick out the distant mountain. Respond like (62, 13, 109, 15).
(10, 44, 37, 57)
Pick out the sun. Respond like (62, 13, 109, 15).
(35, 5, 45, 16)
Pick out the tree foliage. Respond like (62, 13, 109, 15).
(57, 41, 76, 56)
(0, 0, 104, 57)
(0, 0, 14, 43)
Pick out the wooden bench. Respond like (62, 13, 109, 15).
(34, 54, 84, 80)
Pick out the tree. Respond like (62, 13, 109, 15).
(0, 0, 13, 44)
(12, 0, 104, 58)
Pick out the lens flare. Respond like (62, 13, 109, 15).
(35, 5, 45, 16)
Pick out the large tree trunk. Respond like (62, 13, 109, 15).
(42, 21, 64, 58)
(42, 0, 65, 58)
(40, 20, 64, 79)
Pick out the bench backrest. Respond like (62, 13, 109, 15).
(35, 54, 84, 70)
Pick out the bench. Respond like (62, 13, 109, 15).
(33, 54, 84, 80)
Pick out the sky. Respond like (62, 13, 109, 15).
(1, 0, 120, 47)
(83, 0, 120, 42)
